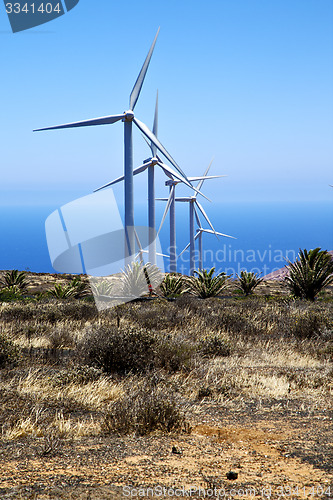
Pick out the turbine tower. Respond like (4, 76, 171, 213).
(34, 28, 193, 264)
(157, 161, 225, 273)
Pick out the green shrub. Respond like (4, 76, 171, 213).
(285, 248, 333, 301)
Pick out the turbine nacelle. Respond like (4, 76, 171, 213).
(123, 110, 135, 121)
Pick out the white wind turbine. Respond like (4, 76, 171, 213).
(178, 205, 236, 271)
(94, 91, 207, 265)
(34, 28, 194, 264)
(157, 160, 225, 273)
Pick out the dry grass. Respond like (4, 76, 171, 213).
(0, 286, 332, 476)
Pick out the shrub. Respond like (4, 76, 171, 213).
(200, 335, 231, 357)
(285, 248, 333, 301)
(77, 326, 157, 374)
(188, 268, 229, 298)
(0, 334, 21, 367)
(77, 326, 195, 375)
(0, 286, 23, 302)
(235, 271, 263, 296)
(290, 311, 325, 339)
(102, 380, 186, 436)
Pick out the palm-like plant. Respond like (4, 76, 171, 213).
(160, 274, 188, 298)
(48, 276, 89, 299)
(0, 270, 28, 293)
(68, 276, 90, 298)
(121, 261, 163, 298)
(48, 283, 77, 299)
(235, 271, 263, 296)
(188, 267, 229, 298)
(285, 248, 333, 301)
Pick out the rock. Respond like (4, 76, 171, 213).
(226, 471, 238, 480)
(172, 446, 182, 455)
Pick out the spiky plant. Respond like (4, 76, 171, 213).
(67, 276, 90, 298)
(0, 270, 28, 293)
(188, 267, 229, 298)
(121, 261, 163, 298)
(285, 248, 333, 301)
(48, 283, 77, 299)
(235, 270, 263, 296)
(90, 279, 114, 297)
(160, 274, 188, 298)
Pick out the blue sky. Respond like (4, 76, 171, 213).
(0, 0, 332, 209)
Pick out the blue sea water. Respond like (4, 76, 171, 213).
(0, 201, 332, 277)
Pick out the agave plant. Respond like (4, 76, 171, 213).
(285, 248, 333, 301)
(188, 267, 229, 298)
(160, 274, 188, 298)
(121, 261, 163, 298)
(48, 276, 90, 299)
(90, 279, 114, 298)
(48, 283, 77, 299)
(67, 276, 90, 298)
(235, 270, 263, 296)
(0, 270, 28, 293)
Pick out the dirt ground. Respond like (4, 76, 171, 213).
(0, 396, 332, 499)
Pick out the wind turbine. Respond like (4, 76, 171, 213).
(179, 224, 236, 271)
(34, 28, 193, 264)
(157, 160, 226, 273)
(94, 91, 201, 265)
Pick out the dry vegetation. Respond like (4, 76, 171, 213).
(0, 273, 332, 498)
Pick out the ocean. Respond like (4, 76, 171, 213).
(0, 201, 332, 277)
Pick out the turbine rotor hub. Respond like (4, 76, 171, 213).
(124, 110, 135, 121)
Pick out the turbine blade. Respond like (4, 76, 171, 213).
(195, 201, 217, 235)
(201, 228, 236, 239)
(157, 185, 175, 235)
(34, 114, 124, 132)
(188, 175, 226, 181)
(138, 249, 169, 258)
(157, 161, 188, 183)
(178, 242, 190, 258)
(142, 133, 153, 154)
(195, 158, 214, 197)
(151, 90, 158, 157)
(94, 162, 149, 192)
(133, 117, 191, 185)
(129, 27, 160, 111)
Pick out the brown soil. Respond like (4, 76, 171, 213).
(0, 397, 332, 499)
